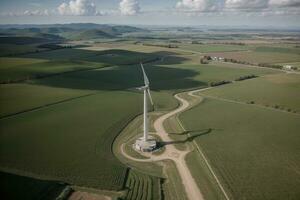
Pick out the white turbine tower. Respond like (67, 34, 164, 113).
(140, 63, 153, 141)
(134, 63, 157, 152)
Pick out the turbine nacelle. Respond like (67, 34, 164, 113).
(137, 63, 154, 105)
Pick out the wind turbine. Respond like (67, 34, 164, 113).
(135, 63, 157, 152)
(139, 63, 153, 141)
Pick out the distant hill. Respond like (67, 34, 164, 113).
(0, 23, 146, 40)
(71, 29, 114, 40)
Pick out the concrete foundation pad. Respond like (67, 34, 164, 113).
(134, 136, 157, 152)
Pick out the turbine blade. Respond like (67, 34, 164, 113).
(141, 63, 149, 86)
(147, 89, 154, 105)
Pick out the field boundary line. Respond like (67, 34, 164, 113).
(192, 140, 230, 200)
(177, 115, 231, 200)
(0, 92, 98, 120)
(172, 89, 231, 200)
(201, 94, 300, 116)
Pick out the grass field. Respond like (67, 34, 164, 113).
(0, 91, 143, 190)
(0, 44, 42, 56)
(0, 171, 66, 200)
(207, 51, 300, 64)
(180, 97, 300, 199)
(1, 36, 299, 199)
(0, 47, 278, 193)
(179, 44, 250, 53)
(0, 57, 46, 67)
(0, 83, 91, 117)
(0, 60, 106, 83)
(202, 73, 300, 112)
(254, 46, 300, 55)
(21, 48, 160, 66)
(166, 63, 277, 86)
(185, 151, 226, 200)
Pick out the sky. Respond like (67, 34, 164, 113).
(0, 0, 300, 28)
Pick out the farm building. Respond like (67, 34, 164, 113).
(283, 65, 292, 70)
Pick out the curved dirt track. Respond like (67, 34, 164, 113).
(119, 88, 211, 200)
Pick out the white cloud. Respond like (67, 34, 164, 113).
(23, 9, 50, 16)
(58, 0, 97, 16)
(176, 0, 222, 11)
(119, 0, 140, 15)
(269, 0, 300, 7)
(225, 0, 269, 9)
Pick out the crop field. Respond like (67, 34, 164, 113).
(0, 91, 144, 190)
(254, 46, 300, 54)
(0, 83, 92, 117)
(202, 73, 300, 112)
(0, 46, 189, 192)
(21, 48, 160, 66)
(1, 27, 300, 200)
(0, 57, 46, 67)
(178, 44, 250, 53)
(0, 60, 106, 83)
(165, 63, 277, 86)
(180, 97, 300, 199)
(207, 50, 300, 64)
(0, 172, 66, 200)
(0, 43, 280, 194)
(124, 170, 162, 200)
(185, 151, 226, 200)
(0, 44, 42, 56)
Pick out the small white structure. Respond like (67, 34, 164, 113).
(134, 63, 157, 152)
(212, 56, 224, 61)
(135, 135, 157, 152)
(283, 65, 292, 70)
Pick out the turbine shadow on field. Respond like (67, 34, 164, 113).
(26, 49, 206, 91)
(158, 128, 212, 147)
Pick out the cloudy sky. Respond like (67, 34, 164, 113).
(0, 0, 300, 27)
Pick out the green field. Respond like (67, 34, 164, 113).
(254, 46, 300, 55)
(0, 44, 42, 56)
(124, 170, 162, 200)
(180, 97, 300, 199)
(179, 44, 250, 53)
(1, 30, 300, 199)
(207, 51, 300, 64)
(202, 73, 300, 112)
(0, 83, 92, 117)
(0, 172, 67, 200)
(166, 63, 277, 86)
(0, 60, 105, 83)
(0, 91, 144, 190)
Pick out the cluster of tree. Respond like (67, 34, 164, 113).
(200, 55, 212, 64)
(223, 58, 252, 65)
(210, 80, 231, 87)
(235, 75, 258, 81)
(38, 43, 72, 50)
(191, 41, 203, 44)
(257, 63, 283, 69)
(211, 42, 245, 45)
(169, 40, 181, 43)
(142, 43, 178, 48)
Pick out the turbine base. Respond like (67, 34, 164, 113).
(134, 136, 157, 152)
